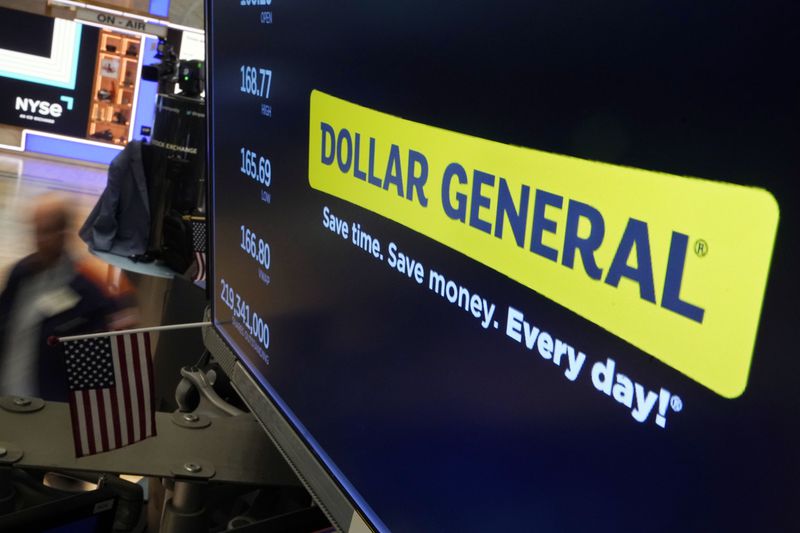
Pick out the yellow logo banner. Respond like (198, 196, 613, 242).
(308, 90, 779, 398)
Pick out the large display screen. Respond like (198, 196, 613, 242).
(208, 2, 797, 531)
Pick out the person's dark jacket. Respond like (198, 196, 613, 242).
(79, 140, 151, 256)
(0, 255, 122, 402)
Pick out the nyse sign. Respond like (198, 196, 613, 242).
(16, 96, 64, 118)
(12, 95, 73, 126)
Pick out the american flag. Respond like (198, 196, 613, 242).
(63, 332, 156, 457)
(191, 218, 207, 282)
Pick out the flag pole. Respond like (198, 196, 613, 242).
(49, 321, 212, 345)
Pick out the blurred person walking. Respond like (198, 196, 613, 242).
(0, 193, 136, 402)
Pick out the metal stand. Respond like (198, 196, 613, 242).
(0, 366, 301, 532)
(160, 479, 208, 533)
(0, 465, 14, 515)
(175, 366, 245, 417)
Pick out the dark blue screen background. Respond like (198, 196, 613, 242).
(209, 2, 799, 531)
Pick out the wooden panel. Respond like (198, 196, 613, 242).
(86, 29, 141, 146)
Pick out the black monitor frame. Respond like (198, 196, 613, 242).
(201, 330, 370, 531)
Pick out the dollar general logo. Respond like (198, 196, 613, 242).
(308, 90, 779, 398)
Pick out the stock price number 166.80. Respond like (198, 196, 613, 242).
(241, 225, 270, 270)
(220, 278, 270, 351)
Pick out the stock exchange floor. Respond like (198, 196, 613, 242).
(0, 151, 107, 276)
(0, 149, 167, 529)
(0, 149, 168, 358)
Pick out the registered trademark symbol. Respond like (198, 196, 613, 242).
(694, 239, 708, 257)
(670, 395, 683, 412)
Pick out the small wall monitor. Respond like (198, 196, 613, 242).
(205, 2, 797, 531)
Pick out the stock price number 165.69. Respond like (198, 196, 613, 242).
(220, 278, 270, 352)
